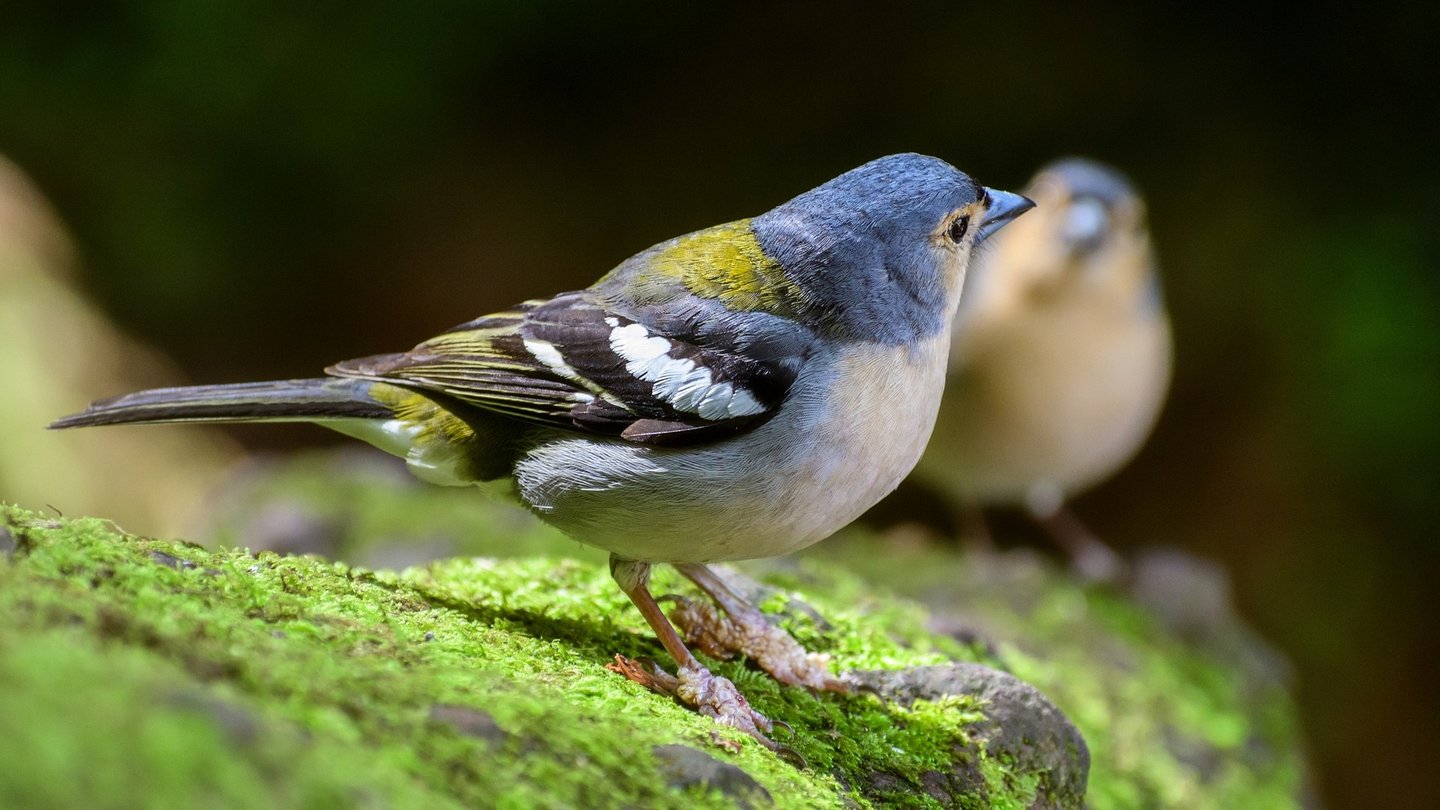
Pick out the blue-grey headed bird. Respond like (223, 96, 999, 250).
(52, 153, 1032, 743)
(916, 158, 1171, 581)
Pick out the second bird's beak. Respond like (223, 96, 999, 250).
(976, 188, 1035, 244)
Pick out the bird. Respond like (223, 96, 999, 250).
(914, 157, 1171, 582)
(51, 153, 1033, 744)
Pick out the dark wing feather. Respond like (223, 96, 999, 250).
(327, 292, 811, 447)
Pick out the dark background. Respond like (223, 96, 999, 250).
(3, 3, 1436, 806)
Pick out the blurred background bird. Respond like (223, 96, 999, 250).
(915, 159, 1171, 582)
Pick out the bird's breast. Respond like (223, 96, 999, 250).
(777, 338, 951, 537)
(512, 336, 951, 563)
(925, 300, 1172, 502)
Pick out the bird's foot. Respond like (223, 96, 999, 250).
(663, 595, 847, 692)
(607, 654, 777, 744)
(1030, 501, 1130, 585)
(675, 662, 775, 738)
(1070, 538, 1127, 585)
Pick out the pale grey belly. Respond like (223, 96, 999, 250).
(512, 342, 947, 563)
(513, 430, 840, 562)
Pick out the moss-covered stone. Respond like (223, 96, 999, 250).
(203, 452, 1306, 805)
(0, 504, 1080, 808)
(808, 531, 1308, 808)
(1, 450, 1307, 807)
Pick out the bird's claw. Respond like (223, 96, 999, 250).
(666, 597, 848, 692)
(675, 662, 775, 738)
(607, 655, 779, 748)
(774, 743, 808, 769)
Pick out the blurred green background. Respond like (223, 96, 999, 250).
(2, 3, 1435, 807)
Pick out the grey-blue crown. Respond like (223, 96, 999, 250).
(1046, 158, 1138, 207)
(751, 153, 985, 345)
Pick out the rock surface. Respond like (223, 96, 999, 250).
(653, 744, 774, 809)
(852, 664, 1088, 809)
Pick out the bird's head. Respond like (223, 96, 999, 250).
(753, 153, 1032, 344)
(964, 158, 1159, 322)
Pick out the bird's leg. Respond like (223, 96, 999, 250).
(667, 562, 847, 692)
(954, 494, 996, 553)
(607, 556, 775, 742)
(1025, 487, 1127, 584)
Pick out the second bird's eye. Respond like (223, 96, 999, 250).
(946, 215, 971, 244)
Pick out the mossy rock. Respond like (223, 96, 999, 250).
(2, 450, 1307, 808)
(0, 504, 1086, 809)
(811, 534, 1309, 808)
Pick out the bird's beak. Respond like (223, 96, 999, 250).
(976, 188, 1035, 245)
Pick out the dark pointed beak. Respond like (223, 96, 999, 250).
(976, 188, 1035, 244)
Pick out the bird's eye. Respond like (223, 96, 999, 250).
(946, 215, 971, 244)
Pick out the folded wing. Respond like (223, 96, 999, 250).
(328, 292, 810, 447)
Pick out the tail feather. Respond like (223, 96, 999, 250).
(49, 378, 391, 429)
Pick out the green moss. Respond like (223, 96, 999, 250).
(977, 758, 1039, 810)
(1, 504, 1041, 808)
(2, 449, 1306, 807)
(808, 532, 1307, 809)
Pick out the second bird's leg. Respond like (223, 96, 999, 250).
(954, 494, 996, 553)
(667, 562, 847, 692)
(1025, 492, 1128, 585)
(608, 556, 776, 743)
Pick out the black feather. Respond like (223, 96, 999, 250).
(49, 379, 388, 429)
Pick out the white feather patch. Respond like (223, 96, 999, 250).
(608, 322, 767, 419)
(525, 337, 613, 400)
(524, 338, 579, 380)
(726, 388, 764, 417)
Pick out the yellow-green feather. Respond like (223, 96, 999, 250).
(362, 383, 480, 451)
(618, 219, 808, 317)
(391, 391, 478, 447)
(337, 383, 494, 486)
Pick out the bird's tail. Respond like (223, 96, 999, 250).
(49, 378, 392, 429)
